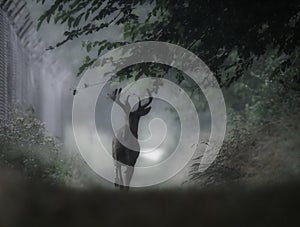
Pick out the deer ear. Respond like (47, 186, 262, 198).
(138, 107, 151, 116)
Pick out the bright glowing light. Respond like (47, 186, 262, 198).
(141, 149, 163, 161)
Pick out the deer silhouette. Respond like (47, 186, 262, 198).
(109, 88, 152, 189)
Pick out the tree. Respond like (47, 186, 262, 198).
(36, 0, 300, 87)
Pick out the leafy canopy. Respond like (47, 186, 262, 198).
(37, 0, 300, 87)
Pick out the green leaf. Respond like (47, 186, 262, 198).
(46, 13, 51, 23)
(73, 13, 84, 27)
(86, 43, 92, 52)
(85, 11, 90, 21)
(67, 17, 74, 28)
(54, 14, 60, 24)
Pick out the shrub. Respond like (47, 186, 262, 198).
(0, 109, 70, 185)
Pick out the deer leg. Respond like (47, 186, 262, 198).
(124, 165, 134, 188)
(114, 162, 120, 187)
(118, 164, 124, 188)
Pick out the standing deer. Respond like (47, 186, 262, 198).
(109, 88, 152, 189)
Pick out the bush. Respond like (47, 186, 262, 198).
(0, 109, 71, 185)
(188, 50, 300, 186)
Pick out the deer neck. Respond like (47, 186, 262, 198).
(129, 115, 140, 139)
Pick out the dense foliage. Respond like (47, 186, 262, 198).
(37, 0, 300, 88)
(0, 109, 70, 184)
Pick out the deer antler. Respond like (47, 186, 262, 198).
(137, 88, 153, 111)
(108, 88, 131, 113)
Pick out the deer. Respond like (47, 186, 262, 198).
(109, 88, 153, 190)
